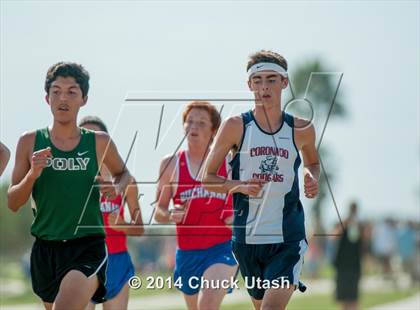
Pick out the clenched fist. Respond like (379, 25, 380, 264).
(304, 173, 318, 198)
(30, 147, 52, 179)
(96, 175, 118, 200)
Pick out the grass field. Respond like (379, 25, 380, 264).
(215, 290, 418, 310)
(1, 262, 418, 309)
(1, 279, 418, 309)
(0, 271, 180, 305)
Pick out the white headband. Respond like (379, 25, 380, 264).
(247, 62, 288, 78)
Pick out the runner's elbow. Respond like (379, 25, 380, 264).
(202, 173, 214, 190)
(137, 226, 145, 236)
(7, 196, 21, 213)
(154, 207, 169, 223)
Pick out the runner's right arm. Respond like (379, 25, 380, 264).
(203, 116, 265, 197)
(154, 155, 180, 223)
(8, 133, 51, 212)
(107, 177, 145, 235)
(124, 177, 145, 235)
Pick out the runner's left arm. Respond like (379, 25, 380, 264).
(95, 132, 132, 200)
(107, 177, 145, 235)
(295, 119, 320, 199)
(222, 193, 234, 226)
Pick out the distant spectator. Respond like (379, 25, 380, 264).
(397, 221, 417, 284)
(372, 218, 398, 280)
(332, 202, 364, 310)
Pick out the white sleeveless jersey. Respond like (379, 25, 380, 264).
(230, 110, 305, 244)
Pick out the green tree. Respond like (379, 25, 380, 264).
(285, 58, 347, 235)
(0, 181, 34, 261)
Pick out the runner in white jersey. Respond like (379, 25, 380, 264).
(203, 50, 320, 310)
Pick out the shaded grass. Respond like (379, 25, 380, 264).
(217, 289, 418, 310)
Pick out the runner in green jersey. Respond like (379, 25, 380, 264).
(7, 62, 132, 310)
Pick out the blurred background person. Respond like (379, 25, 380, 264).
(0, 142, 10, 177)
(372, 218, 398, 283)
(397, 220, 417, 285)
(331, 201, 365, 310)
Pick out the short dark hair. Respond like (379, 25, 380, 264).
(79, 116, 108, 133)
(349, 201, 358, 215)
(247, 50, 288, 72)
(45, 62, 90, 97)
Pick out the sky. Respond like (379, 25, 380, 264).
(1, 0, 419, 229)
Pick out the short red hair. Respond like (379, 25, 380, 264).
(182, 101, 221, 131)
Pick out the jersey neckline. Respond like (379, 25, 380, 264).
(46, 126, 86, 154)
(250, 109, 285, 136)
(184, 150, 203, 182)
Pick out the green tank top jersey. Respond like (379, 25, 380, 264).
(31, 127, 104, 240)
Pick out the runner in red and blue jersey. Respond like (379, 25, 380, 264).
(155, 101, 238, 310)
(80, 116, 144, 310)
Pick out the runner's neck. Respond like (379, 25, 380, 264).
(253, 106, 283, 133)
(50, 122, 81, 140)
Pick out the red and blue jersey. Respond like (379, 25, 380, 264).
(100, 194, 128, 254)
(172, 150, 233, 250)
